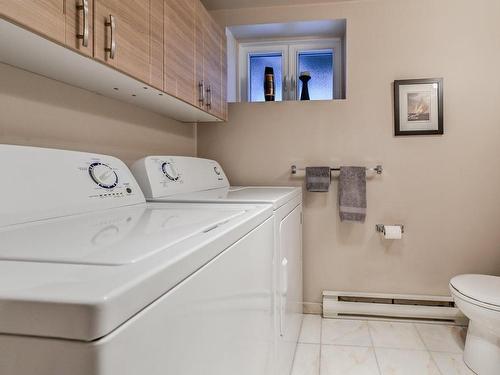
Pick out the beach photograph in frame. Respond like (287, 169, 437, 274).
(394, 78, 443, 135)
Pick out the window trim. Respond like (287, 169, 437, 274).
(238, 38, 342, 102)
(289, 39, 342, 101)
(239, 42, 289, 102)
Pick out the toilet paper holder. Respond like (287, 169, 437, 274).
(375, 224, 404, 234)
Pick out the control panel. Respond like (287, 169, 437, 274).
(81, 157, 138, 200)
(0, 145, 145, 227)
(131, 156, 229, 199)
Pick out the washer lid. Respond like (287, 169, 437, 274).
(0, 204, 246, 265)
(0, 202, 272, 341)
(450, 274, 500, 307)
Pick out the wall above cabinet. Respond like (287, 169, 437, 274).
(0, 3, 226, 123)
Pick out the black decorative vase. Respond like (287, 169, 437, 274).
(264, 66, 275, 101)
(299, 71, 311, 100)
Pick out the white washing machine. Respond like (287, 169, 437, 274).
(131, 156, 303, 375)
(0, 145, 275, 375)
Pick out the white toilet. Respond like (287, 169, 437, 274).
(450, 274, 500, 375)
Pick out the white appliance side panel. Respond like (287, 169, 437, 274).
(277, 203, 303, 375)
(0, 334, 98, 375)
(131, 156, 229, 198)
(0, 218, 275, 375)
(0, 145, 145, 227)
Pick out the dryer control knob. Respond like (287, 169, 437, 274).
(89, 162, 118, 189)
(162, 162, 179, 181)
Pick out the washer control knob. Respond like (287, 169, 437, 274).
(161, 162, 179, 181)
(89, 162, 118, 189)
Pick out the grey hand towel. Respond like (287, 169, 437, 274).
(305, 167, 331, 192)
(338, 166, 366, 222)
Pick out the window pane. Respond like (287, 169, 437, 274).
(297, 51, 333, 100)
(249, 53, 282, 102)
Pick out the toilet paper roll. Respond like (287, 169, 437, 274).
(384, 225, 402, 240)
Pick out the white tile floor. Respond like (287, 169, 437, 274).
(291, 315, 473, 375)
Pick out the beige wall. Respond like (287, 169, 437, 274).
(198, 0, 500, 307)
(0, 63, 196, 165)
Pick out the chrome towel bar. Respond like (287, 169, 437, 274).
(291, 164, 383, 175)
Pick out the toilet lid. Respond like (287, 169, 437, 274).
(450, 274, 500, 307)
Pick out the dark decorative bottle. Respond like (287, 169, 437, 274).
(264, 66, 275, 101)
(299, 71, 311, 100)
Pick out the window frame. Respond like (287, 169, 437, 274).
(239, 42, 289, 102)
(238, 38, 342, 102)
(289, 39, 342, 101)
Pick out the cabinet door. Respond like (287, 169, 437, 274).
(164, 0, 196, 106)
(202, 12, 224, 119)
(220, 30, 228, 121)
(65, 0, 93, 56)
(0, 0, 65, 43)
(194, 0, 205, 110)
(94, 0, 150, 83)
(149, 0, 163, 90)
(196, 1, 226, 118)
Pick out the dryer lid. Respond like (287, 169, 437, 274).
(450, 274, 500, 307)
(151, 186, 302, 210)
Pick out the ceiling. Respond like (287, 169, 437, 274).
(201, 0, 353, 11)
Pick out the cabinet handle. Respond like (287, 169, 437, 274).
(76, 0, 89, 47)
(206, 84, 212, 110)
(198, 81, 205, 107)
(105, 15, 116, 59)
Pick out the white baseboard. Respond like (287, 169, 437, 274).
(303, 302, 322, 315)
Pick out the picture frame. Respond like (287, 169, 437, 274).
(394, 78, 443, 136)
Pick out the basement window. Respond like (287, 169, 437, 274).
(297, 50, 334, 100)
(249, 52, 283, 102)
(240, 39, 342, 102)
(226, 19, 346, 103)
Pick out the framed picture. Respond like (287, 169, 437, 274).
(394, 78, 443, 136)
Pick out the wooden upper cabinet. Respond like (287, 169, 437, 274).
(206, 19, 223, 119)
(198, 5, 225, 120)
(1, 0, 226, 120)
(164, 0, 196, 106)
(94, 0, 151, 84)
(194, 0, 205, 111)
(64, 0, 93, 56)
(220, 31, 228, 121)
(0, 0, 65, 43)
(149, 0, 164, 90)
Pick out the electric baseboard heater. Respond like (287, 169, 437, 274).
(323, 291, 467, 325)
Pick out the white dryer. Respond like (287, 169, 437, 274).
(0, 145, 275, 375)
(131, 156, 303, 375)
